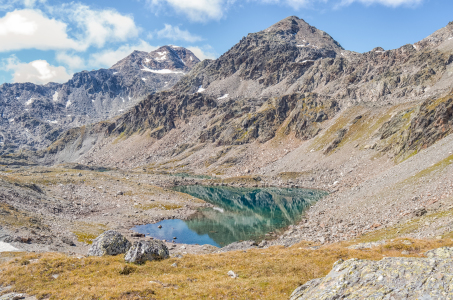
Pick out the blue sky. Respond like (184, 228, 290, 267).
(0, 0, 451, 85)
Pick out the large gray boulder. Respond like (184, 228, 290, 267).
(124, 240, 169, 264)
(290, 252, 453, 299)
(87, 231, 131, 256)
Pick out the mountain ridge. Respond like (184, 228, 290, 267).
(0, 46, 200, 154)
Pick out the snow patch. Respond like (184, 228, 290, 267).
(449, 37, 453, 40)
(128, 96, 132, 101)
(155, 54, 167, 62)
(145, 58, 151, 63)
(52, 91, 59, 102)
(47, 120, 58, 124)
(8, 118, 14, 122)
(119, 109, 124, 112)
(301, 60, 315, 64)
(0, 242, 20, 252)
(190, 56, 193, 61)
(217, 94, 229, 100)
(197, 86, 205, 93)
(25, 98, 34, 105)
(113, 72, 118, 75)
(141, 66, 184, 74)
(142, 78, 147, 81)
(121, 97, 125, 103)
(65, 100, 72, 108)
(213, 207, 224, 213)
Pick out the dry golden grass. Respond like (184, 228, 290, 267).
(0, 203, 45, 229)
(1, 238, 452, 300)
(134, 202, 182, 211)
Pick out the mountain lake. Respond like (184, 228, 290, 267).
(131, 186, 328, 247)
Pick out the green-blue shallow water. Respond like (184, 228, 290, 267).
(132, 186, 327, 247)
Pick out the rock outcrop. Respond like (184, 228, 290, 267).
(87, 231, 131, 256)
(290, 247, 453, 299)
(124, 240, 169, 264)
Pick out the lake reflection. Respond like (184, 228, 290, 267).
(132, 186, 327, 247)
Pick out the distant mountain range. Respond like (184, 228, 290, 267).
(0, 46, 200, 154)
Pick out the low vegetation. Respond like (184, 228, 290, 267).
(1, 238, 452, 299)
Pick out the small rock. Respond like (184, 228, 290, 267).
(171, 263, 178, 267)
(173, 237, 177, 239)
(413, 208, 427, 217)
(117, 191, 123, 196)
(227, 270, 238, 278)
(61, 236, 76, 246)
(158, 225, 162, 229)
(258, 240, 268, 248)
(0, 293, 27, 300)
(51, 274, 59, 279)
(401, 250, 409, 255)
(131, 233, 145, 238)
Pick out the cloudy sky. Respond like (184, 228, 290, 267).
(0, 0, 451, 85)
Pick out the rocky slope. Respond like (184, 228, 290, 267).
(0, 46, 200, 154)
(6, 16, 453, 247)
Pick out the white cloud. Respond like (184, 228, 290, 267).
(5, 56, 72, 84)
(0, 5, 141, 52)
(0, 9, 79, 52)
(255, 0, 313, 9)
(338, 0, 422, 7)
(157, 24, 203, 42)
(187, 45, 217, 60)
(148, 0, 423, 21)
(0, 0, 45, 10)
(147, 0, 231, 22)
(67, 4, 140, 49)
(89, 40, 157, 68)
(56, 52, 85, 70)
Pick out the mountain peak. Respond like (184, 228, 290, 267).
(111, 46, 200, 73)
(260, 16, 344, 52)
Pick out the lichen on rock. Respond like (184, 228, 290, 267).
(124, 240, 169, 264)
(87, 230, 131, 257)
(290, 250, 453, 299)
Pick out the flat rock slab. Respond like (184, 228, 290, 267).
(290, 255, 453, 299)
(0, 242, 21, 252)
(0, 293, 37, 300)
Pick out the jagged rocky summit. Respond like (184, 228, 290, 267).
(0, 46, 200, 154)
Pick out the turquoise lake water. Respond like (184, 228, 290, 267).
(132, 186, 327, 247)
